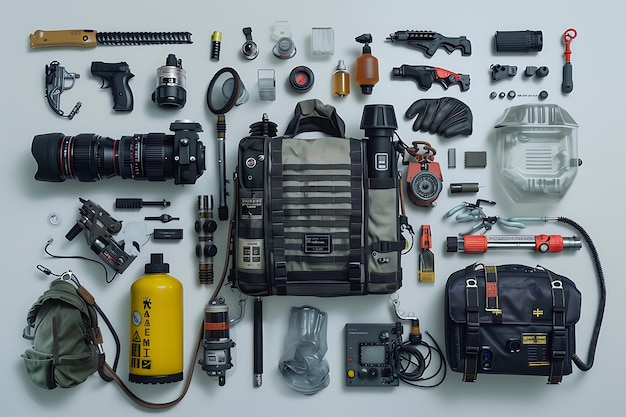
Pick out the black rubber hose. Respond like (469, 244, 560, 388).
(557, 216, 606, 371)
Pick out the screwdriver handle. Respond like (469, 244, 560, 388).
(562, 62, 573, 93)
(562, 28, 576, 94)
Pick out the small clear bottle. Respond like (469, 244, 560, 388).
(332, 59, 350, 97)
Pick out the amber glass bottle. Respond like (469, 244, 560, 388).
(333, 60, 350, 97)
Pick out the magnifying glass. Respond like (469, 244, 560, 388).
(206, 67, 248, 220)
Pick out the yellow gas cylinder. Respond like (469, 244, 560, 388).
(129, 253, 183, 384)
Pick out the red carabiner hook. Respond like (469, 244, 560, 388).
(563, 28, 577, 62)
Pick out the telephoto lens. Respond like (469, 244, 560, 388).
(31, 120, 205, 185)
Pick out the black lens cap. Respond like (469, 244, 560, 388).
(289, 66, 314, 93)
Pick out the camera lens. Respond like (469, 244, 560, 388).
(31, 122, 205, 184)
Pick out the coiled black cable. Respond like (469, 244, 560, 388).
(390, 331, 447, 388)
(557, 216, 606, 371)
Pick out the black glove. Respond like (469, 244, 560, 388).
(405, 97, 473, 138)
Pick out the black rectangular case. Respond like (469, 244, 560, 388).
(445, 263, 581, 383)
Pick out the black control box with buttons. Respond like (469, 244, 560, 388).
(345, 323, 400, 387)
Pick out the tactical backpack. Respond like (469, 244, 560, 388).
(21, 278, 110, 389)
(230, 99, 409, 296)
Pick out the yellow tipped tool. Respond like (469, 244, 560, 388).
(418, 225, 435, 282)
(30, 29, 192, 48)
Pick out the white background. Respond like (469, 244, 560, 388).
(2, 1, 623, 416)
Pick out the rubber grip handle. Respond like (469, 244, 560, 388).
(562, 62, 573, 93)
(65, 223, 83, 241)
(253, 298, 263, 376)
(30, 29, 97, 48)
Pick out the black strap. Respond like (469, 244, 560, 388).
(463, 264, 481, 382)
(348, 139, 363, 294)
(371, 240, 405, 253)
(283, 99, 346, 138)
(547, 270, 566, 384)
(269, 137, 287, 295)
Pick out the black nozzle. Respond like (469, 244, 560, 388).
(145, 253, 170, 274)
(360, 104, 398, 134)
(355, 33, 373, 44)
(446, 236, 459, 252)
(165, 53, 179, 66)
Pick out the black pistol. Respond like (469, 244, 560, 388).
(90, 61, 134, 111)
(386, 30, 472, 57)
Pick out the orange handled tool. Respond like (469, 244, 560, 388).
(447, 234, 582, 253)
(418, 225, 435, 282)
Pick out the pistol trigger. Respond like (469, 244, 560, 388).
(99, 78, 109, 89)
(440, 43, 455, 54)
(438, 77, 450, 90)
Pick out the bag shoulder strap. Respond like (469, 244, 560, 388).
(283, 99, 346, 138)
(463, 263, 481, 382)
(544, 267, 566, 384)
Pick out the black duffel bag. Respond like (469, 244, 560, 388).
(446, 264, 577, 383)
(445, 260, 604, 383)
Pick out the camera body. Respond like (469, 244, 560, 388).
(31, 120, 205, 185)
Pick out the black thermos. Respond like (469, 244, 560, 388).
(360, 104, 398, 180)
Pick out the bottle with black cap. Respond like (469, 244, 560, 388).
(355, 34, 379, 95)
(129, 253, 184, 384)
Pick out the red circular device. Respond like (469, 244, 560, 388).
(289, 66, 314, 92)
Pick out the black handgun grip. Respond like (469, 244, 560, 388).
(65, 223, 83, 241)
(392, 65, 436, 90)
(91, 61, 134, 112)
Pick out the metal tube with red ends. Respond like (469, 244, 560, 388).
(446, 234, 582, 253)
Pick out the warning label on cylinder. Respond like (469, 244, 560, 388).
(130, 297, 152, 369)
